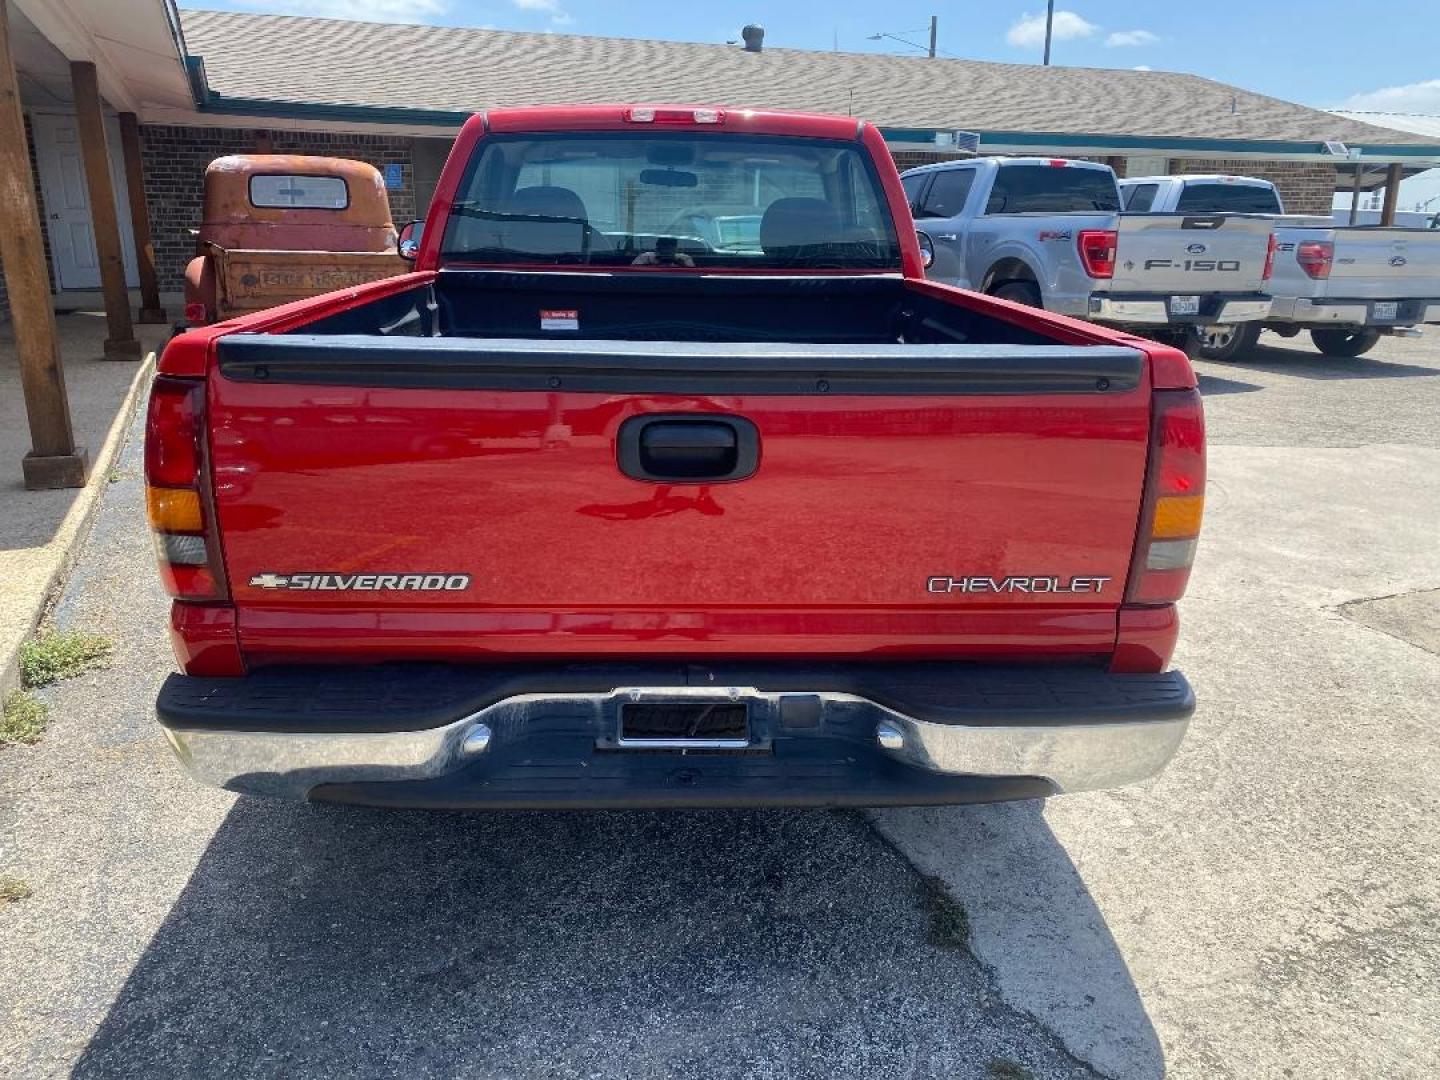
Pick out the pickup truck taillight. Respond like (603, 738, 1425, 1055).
(145, 376, 227, 602)
(1262, 233, 1277, 281)
(1126, 389, 1205, 605)
(1296, 240, 1334, 280)
(1077, 229, 1117, 279)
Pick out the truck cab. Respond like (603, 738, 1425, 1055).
(183, 155, 407, 325)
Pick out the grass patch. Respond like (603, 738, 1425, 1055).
(0, 876, 34, 905)
(19, 630, 113, 689)
(986, 1061, 1034, 1080)
(917, 873, 970, 950)
(1, 691, 49, 747)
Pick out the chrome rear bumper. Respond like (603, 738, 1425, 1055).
(1090, 295, 1271, 325)
(1266, 296, 1440, 327)
(159, 670, 1194, 805)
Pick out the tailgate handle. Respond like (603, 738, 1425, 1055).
(618, 414, 760, 482)
(1181, 216, 1224, 230)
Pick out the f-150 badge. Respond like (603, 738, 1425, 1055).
(248, 573, 470, 591)
(927, 575, 1111, 594)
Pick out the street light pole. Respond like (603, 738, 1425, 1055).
(1043, 0, 1055, 65)
(929, 15, 937, 58)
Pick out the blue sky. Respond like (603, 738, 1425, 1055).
(186, 1, 1440, 115)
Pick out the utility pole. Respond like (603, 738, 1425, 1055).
(1043, 0, 1055, 65)
(929, 15, 937, 58)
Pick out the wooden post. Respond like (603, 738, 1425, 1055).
(1379, 162, 1403, 226)
(118, 111, 165, 323)
(0, 0, 87, 488)
(70, 60, 140, 360)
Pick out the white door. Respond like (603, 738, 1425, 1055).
(31, 111, 139, 292)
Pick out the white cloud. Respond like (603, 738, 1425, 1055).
(1339, 78, 1440, 115)
(1105, 29, 1158, 48)
(1133, 64, 1153, 71)
(1005, 10, 1097, 48)
(511, 0, 571, 26)
(204, 0, 448, 21)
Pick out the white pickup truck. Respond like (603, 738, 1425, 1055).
(1121, 174, 1440, 359)
(903, 157, 1275, 350)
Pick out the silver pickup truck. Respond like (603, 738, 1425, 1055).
(903, 157, 1275, 349)
(1121, 174, 1440, 359)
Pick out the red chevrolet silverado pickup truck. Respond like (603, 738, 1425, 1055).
(147, 105, 1202, 809)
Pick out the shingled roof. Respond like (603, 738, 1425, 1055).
(179, 9, 1431, 151)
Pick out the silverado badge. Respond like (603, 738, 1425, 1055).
(248, 573, 471, 591)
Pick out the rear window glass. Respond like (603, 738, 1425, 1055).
(1174, 183, 1282, 214)
(985, 164, 1120, 214)
(249, 174, 349, 210)
(440, 132, 901, 270)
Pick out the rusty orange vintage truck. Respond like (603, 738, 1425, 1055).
(182, 155, 407, 325)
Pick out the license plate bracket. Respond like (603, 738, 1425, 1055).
(618, 701, 750, 747)
(1170, 295, 1201, 317)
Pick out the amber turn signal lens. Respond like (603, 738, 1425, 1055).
(146, 486, 202, 533)
(1151, 494, 1204, 540)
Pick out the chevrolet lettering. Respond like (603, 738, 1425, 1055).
(926, 575, 1113, 595)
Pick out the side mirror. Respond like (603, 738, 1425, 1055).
(916, 230, 935, 271)
(398, 220, 423, 261)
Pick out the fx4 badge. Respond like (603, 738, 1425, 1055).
(927, 575, 1111, 595)
(249, 573, 471, 591)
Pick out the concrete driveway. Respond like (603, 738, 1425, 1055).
(2, 329, 1437, 1078)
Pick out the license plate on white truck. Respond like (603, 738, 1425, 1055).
(1372, 301, 1398, 322)
(1169, 295, 1200, 316)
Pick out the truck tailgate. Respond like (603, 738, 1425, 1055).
(1328, 228, 1440, 298)
(1110, 213, 1273, 294)
(206, 336, 1153, 663)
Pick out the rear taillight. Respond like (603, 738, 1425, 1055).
(1262, 233, 1277, 281)
(1126, 389, 1205, 605)
(1077, 229, 1117, 279)
(145, 376, 227, 602)
(1297, 240, 1333, 280)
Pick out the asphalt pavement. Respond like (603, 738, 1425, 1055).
(3, 328, 1438, 1078)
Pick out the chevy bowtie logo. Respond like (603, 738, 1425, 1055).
(249, 573, 290, 589)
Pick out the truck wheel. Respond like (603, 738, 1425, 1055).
(1310, 327, 1380, 358)
(1192, 322, 1261, 362)
(990, 281, 1043, 309)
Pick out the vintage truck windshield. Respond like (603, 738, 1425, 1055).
(440, 133, 902, 270)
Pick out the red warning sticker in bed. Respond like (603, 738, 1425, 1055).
(540, 309, 579, 331)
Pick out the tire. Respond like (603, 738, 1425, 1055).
(1310, 327, 1380, 358)
(1192, 322, 1261, 362)
(990, 280, 1043, 309)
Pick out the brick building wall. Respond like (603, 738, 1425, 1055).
(1166, 158, 1337, 215)
(137, 124, 417, 290)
